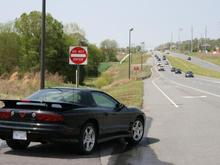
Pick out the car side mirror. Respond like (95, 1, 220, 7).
(115, 103, 124, 111)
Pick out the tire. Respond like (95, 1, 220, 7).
(78, 123, 97, 154)
(125, 118, 144, 146)
(6, 140, 30, 150)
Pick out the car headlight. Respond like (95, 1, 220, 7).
(0, 101, 5, 108)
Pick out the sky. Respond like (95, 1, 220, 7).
(0, 0, 220, 49)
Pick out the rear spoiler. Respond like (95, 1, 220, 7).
(0, 100, 81, 111)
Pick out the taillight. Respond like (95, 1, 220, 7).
(0, 110, 11, 120)
(36, 113, 64, 122)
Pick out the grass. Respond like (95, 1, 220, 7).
(188, 52, 220, 66)
(105, 80, 143, 108)
(167, 56, 220, 78)
(98, 62, 114, 73)
(98, 53, 151, 108)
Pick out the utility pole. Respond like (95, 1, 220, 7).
(140, 42, 145, 71)
(204, 26, 207, 53)
(128, 28, 134, 80)
(190, 26, 194, 53)
(178, 28, 182, 51)
(170, 32, 173, 51)
(40, 0, 46, 89)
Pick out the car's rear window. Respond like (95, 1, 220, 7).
(27, 89, 81, 104)
(27, 89, 96, 107)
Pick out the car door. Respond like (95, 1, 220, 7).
(91, 91, 130, 135)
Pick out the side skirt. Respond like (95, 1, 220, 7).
(97, 134, 132, 143)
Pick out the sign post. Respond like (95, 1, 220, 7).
(69, 46, 88, 87)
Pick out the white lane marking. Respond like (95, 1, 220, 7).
(152, 77, 179, 108)
(195, 77, 220, 84)
(183, 95, 207, 99)
(169, 79, 220, 98)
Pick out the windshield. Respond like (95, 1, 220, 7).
(27, 89, 83, 104)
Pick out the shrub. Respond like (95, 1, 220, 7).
(94, 73, 112, 88)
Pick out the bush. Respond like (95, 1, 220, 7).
(94, 73, 112, 88)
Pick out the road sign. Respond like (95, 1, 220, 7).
(69, 46, 88, 65)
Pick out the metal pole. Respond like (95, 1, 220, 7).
(170, 32, 173, 51)
(76, 65, 80, 87)
(128, 28, 133, 79)
(178, 28, 182, 52)
(205, 26, 207, 53)
(129, 30, 131, 79)
(141, 42, 145, 71)
(40, 0, 46, 89)
(191, 26, 193, 53)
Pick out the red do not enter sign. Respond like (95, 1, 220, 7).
(69, 46, 88, 65)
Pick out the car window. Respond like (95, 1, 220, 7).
(91, 92, 118, 109)
(27, 89, 82, 104)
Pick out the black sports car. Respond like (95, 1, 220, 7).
(0, 88, 145, 154)
(185, 71, 194, 77)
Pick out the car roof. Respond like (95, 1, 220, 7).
(47, 87, 101, 93)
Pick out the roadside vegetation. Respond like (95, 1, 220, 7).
(167, 56, 220, 78)
(92, 54, 151, 108)
(0, 11, 119, 84)
(0, 54, 151, 108)
(0, 11, 151, 108)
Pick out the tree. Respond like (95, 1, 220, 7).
(15, 11, 66, 74)
(100, 39, 118, 62)
(64, 23, 86, 37)
(0, 22, 20, 75)
(85, 44, 103, 77)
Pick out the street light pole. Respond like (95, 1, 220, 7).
(170, 32, 173, 51)
(128, 28, 134, 80)
(40, 0, 46, 89)
(140, 42, 145, 71)
(178, 28, 182, 51)
(190, 26, 194, 53)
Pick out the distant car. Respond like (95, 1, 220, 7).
(187, 57, 191, 60)
(171, 67, 176, 72)
(185, 71, 194, 77)
(157, 62, 162, 66)
(175, 69, 182, 74)
(164, 61, 169, 65)
(158, 66, 165, 71)
(162, 56, 166, 60)
(165, 50, 170, 54)
(157, 58, 161, 61)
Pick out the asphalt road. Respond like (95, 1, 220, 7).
(170, 52, 220, 72)
(145, 55, 220, 165)
(0, 56, 220, 165)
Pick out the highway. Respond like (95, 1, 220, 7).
(170, 52, 220, 72)
(143, 55, 220, 165)
(0, 55, 220, 165)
